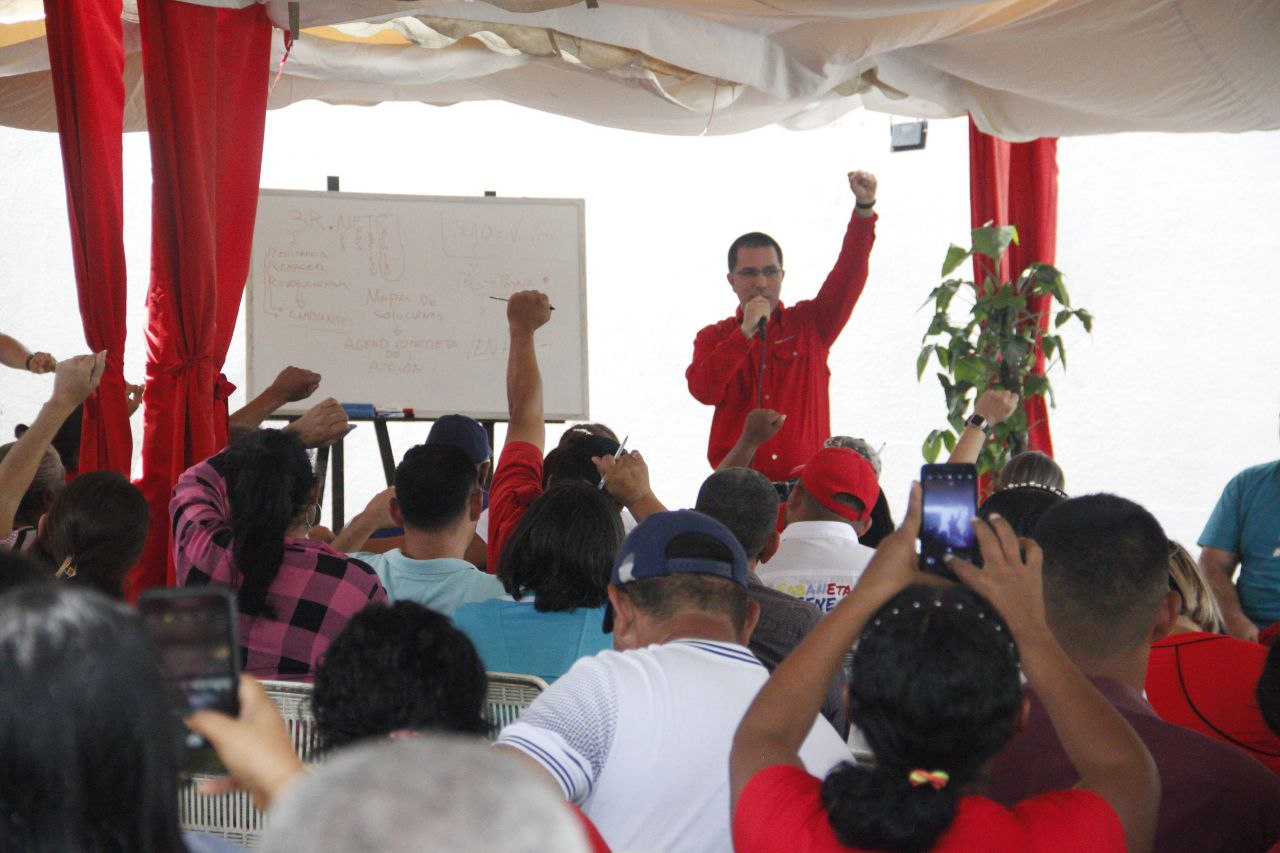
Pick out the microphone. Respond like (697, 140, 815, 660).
(756, 316, 767, 341)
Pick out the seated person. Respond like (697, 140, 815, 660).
(312, 601, 490, 751)
(1260, 642, 1280, 737)
(172, 421, 386, 681)
(34, 471, 149, 599)
(337, 443, 502, 617)
(0, 443, 64, 554)
(188, 688, 604, 853)
(695, 466, 848, 735)
(757, 447, 878, 612)
(453, 481, 622, 682)
(0, 583, 229, 851)
(988, 494, 1280, 852)
(1145, 542, 1280, 774)
(486, 292, 660, 576)
(0, 352, 102, 550)
(996, 450, 1066, 492)
(977, 482, 1067, 537)
(496, 510, 849, 853)
(731, 487, 1158, 853)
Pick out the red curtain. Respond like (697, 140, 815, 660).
(42, 0, 132, 476)
(968, 119, 1058, 457)
(128, 0, 272, 599)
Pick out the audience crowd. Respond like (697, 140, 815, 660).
(3, 214, 1280, 853)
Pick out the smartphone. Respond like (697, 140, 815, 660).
(918, 463, 981, 576)
(138, 586, 241, 777)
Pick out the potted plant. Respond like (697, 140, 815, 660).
(917, 223, 1092, 476)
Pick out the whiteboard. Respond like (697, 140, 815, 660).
(246, 189, 588, 419)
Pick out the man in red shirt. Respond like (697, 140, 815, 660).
(685, 171, 878, 481)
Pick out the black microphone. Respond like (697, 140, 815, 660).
(756, 316, 767, 341)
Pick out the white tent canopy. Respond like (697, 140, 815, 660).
(1, 0, 1278, 138)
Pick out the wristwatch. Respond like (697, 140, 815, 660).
(966, 413, 992, 436)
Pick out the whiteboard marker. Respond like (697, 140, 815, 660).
(488, 296, 555, 310)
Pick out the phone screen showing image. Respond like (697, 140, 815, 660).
(139, 587, 240, 777)
(919, 463, 981, 576)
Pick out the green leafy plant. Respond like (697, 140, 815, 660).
(917, 223, 1092, 475)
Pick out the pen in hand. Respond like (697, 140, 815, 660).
(597, 435, 629, 491)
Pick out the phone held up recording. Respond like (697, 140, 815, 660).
(138, 586, 241, 778)
(918, 463, 982, 578)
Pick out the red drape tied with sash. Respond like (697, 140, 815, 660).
(968, 119, 1059, 459)
(128, 0, 271, 599)
(42, 0, 132, 476)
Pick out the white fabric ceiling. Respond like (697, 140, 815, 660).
(1, 0, 1277, 139)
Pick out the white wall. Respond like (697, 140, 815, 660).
(1, 102, 1277, 550)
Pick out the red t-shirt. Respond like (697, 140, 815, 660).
(733, 765, 1125, 853)
(485, 440, 545, 576)
(685, 212, 876, 482)
(1146, 631, 1280, 774)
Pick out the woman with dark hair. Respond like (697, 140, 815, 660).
(996, 450, 1066, 493)
(172, 427, 386, 681)
(977, 483, 1067, 539)
(0, 583, 233, 852)
(731, 486, 1159, 852)
(453, 480, 623, 682)
(313, 601, 490, 751)
(30, 470, 149, 599)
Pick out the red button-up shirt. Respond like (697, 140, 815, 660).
(685, 212, 876, 481)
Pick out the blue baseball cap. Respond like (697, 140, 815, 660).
(604, 511, 749, 632)
(425, 415, 491, 465)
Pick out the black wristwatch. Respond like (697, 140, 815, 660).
(966, 413, 992, 436)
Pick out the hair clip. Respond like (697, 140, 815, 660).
(908, 769, 950, 790)
(55, 557, 76, 579)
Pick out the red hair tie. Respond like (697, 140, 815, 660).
(908, 769, 950, 790)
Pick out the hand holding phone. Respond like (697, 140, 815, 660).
(138, 586, 241, 777)
(918, 463, 981, 577)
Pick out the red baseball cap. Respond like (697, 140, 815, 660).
(795, 447, 879, 523)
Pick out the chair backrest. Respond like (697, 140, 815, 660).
(179, 679, 316, 847)
(485, 671, 549, 736)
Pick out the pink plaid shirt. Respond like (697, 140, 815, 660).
(171, 454, 386, 681)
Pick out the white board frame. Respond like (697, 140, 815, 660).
(246, 188, 589, 420)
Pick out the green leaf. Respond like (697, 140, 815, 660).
(1052, 277, 1071, 308)
(954, 356, 987, 386)
(922, 431, 944, 463)
(941, 244, 971, 278)
(916, 346, 934, 380)
(1075, 308, 1094, 333)
(1054, 309, 1072, 328)
(1001, 337, 1032, 368)
(1041, 335, 1057, 361)
(1023, 373, 1049, 398)
(972, 224, 1019, 261)
(941, 430, 957, 452)
(936, 280, 961, 314)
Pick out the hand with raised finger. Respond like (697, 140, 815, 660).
(947, 514, 1053, 650)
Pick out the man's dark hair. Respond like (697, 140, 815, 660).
(1033, 493, 1170, 661)
(694, 468, 779, 560)
(727, 232, 783, 272)
(313, 601, 490, 751)
(499, 481, 623, 612)
(615, 528, 751, 632)
(1258, 642, 1280, 738)
(546, 433, 619, 490)
(394, 444, 477, 533)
